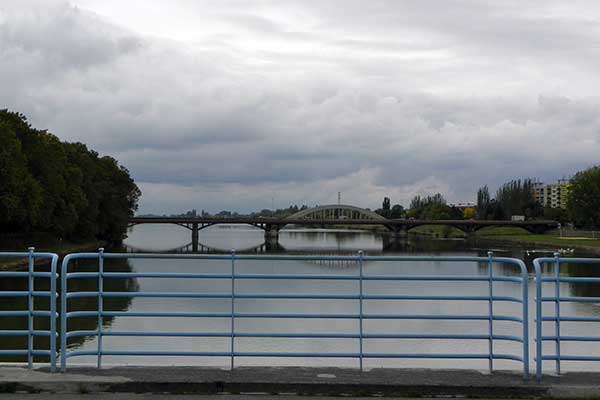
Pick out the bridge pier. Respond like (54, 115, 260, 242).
(264, 224, 282, 247)
(191, 222, 199, 252)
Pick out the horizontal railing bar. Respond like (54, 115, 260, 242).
(65, 330, 523, 342)
(0, 350, 52, 355)
(0, 252, 58, 259)
(363, 314, 522, 322)
(541, 335, 600, 342)
(541, 316, 600, 322)
(66, 292, 232, 299)
(0, 291, 53, 297)
(65, 272, 523, 283)
(0, 311, 53, 317)
(67, 253, 526, 264)
(541, 355, 600, 361)
(363, 295, 522, 302)
(362, 275, 522, 283)
(541, 296, 600, 303)
(66, 311, 231, 318)
(0, 272, 56, 278)
(0, 330, 53, 337)
(64, 311, 522, 322)
(535, 257, 600, 264)
(541, 277, 600, 283)
(66, 350, 522, 361)
(63, 291, 523, 302)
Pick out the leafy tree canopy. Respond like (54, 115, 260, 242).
(0, 110, 140, 241)
(567, 166, 600, 229)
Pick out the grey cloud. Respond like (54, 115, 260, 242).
(1, 0, 600, 213)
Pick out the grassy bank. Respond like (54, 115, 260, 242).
(476, 234, 600, 254)
(473, 228, 600, 255)
(405, 225, 600, 255)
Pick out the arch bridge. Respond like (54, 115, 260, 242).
(129, 204, 558, 249)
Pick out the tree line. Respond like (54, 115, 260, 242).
(476, 179, 542, 221)
(374, 165, 600, 229)
(375, 194, 465, 220)
(0, 110, 140, 241)
(475, 170, 600, 229)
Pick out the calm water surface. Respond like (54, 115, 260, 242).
(2, 225, 600, 372)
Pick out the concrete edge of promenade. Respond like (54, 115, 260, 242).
(1, 366, 600, 398)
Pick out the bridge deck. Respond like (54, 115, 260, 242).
(130, 217, 557, 228)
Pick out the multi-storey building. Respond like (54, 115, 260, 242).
(532, 179, 570, 209)
(532, 181, 545, 205)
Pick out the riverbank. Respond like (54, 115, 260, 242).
(475, 233, 600, 256)
(0, 240, 106, 271)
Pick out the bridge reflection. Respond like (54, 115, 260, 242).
(126, 240, 285, 254)
(124, 234, 473, 255)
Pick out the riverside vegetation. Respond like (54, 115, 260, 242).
(0, 110, 140, 248)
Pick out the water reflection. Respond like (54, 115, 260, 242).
(0, 249, 137, 363)
(64, 251, 138, 350)
(0, 259, 53, 362)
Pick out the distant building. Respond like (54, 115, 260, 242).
(531, 179, 570, 209)
(450, 202, 476, 210)
(450, 202, 476, 219)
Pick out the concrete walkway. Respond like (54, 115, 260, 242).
(1, 366, 599, 398)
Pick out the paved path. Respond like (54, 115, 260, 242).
(1, 366, 599, 398)
(0, 396, 536, 400)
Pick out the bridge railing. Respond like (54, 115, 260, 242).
(0, 249, 59, 371)
(60, 251, 529, 377)
(534, 255, 600, 379)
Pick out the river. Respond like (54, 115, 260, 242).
(2, 225, 599, 372)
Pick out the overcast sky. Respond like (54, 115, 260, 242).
(2, 1, 599, 214)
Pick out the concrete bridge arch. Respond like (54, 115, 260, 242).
(287, 204, 386, 221)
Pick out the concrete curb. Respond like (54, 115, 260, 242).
(1, 367, 599, 398)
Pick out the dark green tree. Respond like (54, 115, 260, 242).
(407, 193, 458, 220)
(0, 109, 140, 241)
(0, 121, 43, 231)
(476, 185, 491, 219)
(390, 204, 404, 219)
(568, 166, 600, 229)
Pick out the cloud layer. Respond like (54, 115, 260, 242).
(1, 1, 599, 213)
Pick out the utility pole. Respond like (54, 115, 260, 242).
(338, 192, 341, 205)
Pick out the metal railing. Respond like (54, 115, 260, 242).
(534, 254, 600, 379)
(0, 248, 59, 371)
(60, 250, 529, 377)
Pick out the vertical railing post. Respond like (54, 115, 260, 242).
(97, 248, 104, 368)
(487, 251, 494, 374)
(358, 250, 364, 371)
(519, 259, 530, 380)
(554, 252, 561, 375)
(230, 249, 236, 370)
(534, 258, 543, 380)
(61, 256, 68, 372)
(27, 247, 35, 369)
(49, 255, 57, 372)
